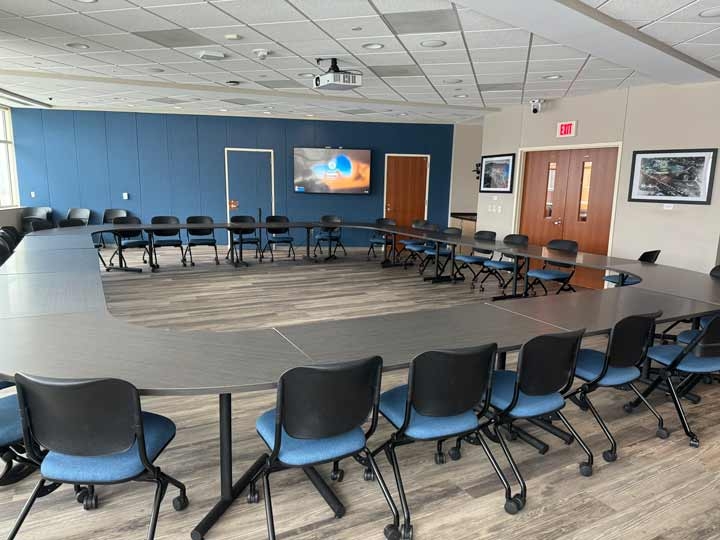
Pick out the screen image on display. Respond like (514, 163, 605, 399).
(293, 148, 371, 194)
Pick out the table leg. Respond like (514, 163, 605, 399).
(148, 232, 158, 272)
(426, 241, 452, 283)
(381, 233, 402, 268)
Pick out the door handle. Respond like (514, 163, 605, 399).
(553, 219, 562, 225)
(229, 200, 238, 210)
(386, 205, 391, 211)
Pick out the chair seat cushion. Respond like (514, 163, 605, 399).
(0, 395, 21, 447)
(527, 268, 572, 281)
(256, 410, 365, 467)
(456, 255, 489, 265)
(188, 238, 217, 246)
(379, 385, 478, 440)
(120, 239, 148, 248)
(269, 236, 294, 243)
(677, 329, 701, 345)
(405, 244, 427, 253)
(604, 274, 640, 286)
(490, 371, 565, 418)
(424, 248, 451, 257)
(648, 344, 720, 374)
(400, 239, 423, 246)
(40, 412, 176, 483)
(236, 237, 260, 244)
(315, 232, 340, 240)
(153, 239, 182, 247)
(370, 236, 392, 245)
(574, 349, 640, 386)
(484, 260, 514, 271)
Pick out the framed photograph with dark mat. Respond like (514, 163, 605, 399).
(478, 154, 515, 193)
(628, 149, 717, 205)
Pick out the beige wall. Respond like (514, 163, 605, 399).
(0, 207, 22, 230)
(477, 81, 720, 272)
(449, 124, 483, 217)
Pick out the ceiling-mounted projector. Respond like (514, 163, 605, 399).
(313, 58, 362, 91)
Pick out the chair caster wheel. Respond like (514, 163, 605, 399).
(401, 523, 413, 540)
(602, 450, 617, 463)
(623, 403, 635, 414)
(191, 262, 195, 267)
(384, 524, 401, 540)
(75, 487, 88, 504)
(505, 430, 518, 441)
(448, 447, 461, 461)
(182, 263, 187, 267)
(579, 462, 593, 477)
(83, 493, 98, 510)
(656, 427, 669, 439)
(504, 495, 525, 515)
(331, 469, 344, 482)
(173, 493, 189, 511)
(689, 437, 700, 448)
(434, 452, 446, 465)
(363, 467, 375, 481)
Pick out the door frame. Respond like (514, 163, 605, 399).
(383, 153, 431, 220)
(513, 142, 623, 255)
(224, 147, 275, 223)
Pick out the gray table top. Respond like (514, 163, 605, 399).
(0, 248, 100, 275)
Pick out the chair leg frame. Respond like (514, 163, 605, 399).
(555, 410, 594, 474)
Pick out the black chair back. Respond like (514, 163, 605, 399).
(15, 373, 142, 459)
(410, 344, 496, 419)
(113, 216, 143, 239)
(375, 218, 396, 227)
(546, 238, 578, 269)
(710, 265, 720, 279)
(517, 329, 584, 396)
(22, 207, 52, 220)
(29, 219, 54, 232)
(411, 219, 430, 229)
(67, 208, 91, 224)
(638, 250, 661, 263)
(0, 238, 10, 266)
(1, 226, 21, 244)
(103, 209, 128, 224)
(58, 218, 85, 228)
(230, 215, 256, 236)
(186, 215, 215, 237)
(504, 234, 528, 246)
(473, 230, 496, 254)
(266, 215, 290, 236)
(276, 356, 382, 441)
(320, 215, 342, 233)
(151, 215, 180, 237)
(696, 316, 720, 357)
(0, 229, 16, 250)
(607, 312, 661, 369)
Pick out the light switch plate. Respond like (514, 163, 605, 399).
(122, 192, 129, 200)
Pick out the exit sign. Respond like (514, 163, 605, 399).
(557, 121, 577, 138)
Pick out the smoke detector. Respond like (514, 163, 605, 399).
(252, 48, 269, 60)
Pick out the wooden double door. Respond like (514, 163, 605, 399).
(519, 147, 618, 289)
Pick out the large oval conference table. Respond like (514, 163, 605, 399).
(2, 221, 720, 540)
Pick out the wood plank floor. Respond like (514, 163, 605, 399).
(3, 247, 720, 540)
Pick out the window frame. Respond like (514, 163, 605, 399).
(0, 106, 19, 208)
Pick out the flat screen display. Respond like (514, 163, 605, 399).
(293, 148, 371, 194)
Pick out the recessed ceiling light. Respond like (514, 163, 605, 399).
(443, 79, 463, 84)
(264, 106, 274, 109)
(224, 33, 242, 40)
(66, 42, 89, 49)
(542, 74, 563, 80)
(351, 26, 363, 31)
(173, 106, 182, 109)
(263, 111, 272, 115)
(362, 43, 384, 50)
(226, 80, 242, 86)
(219, 108, 228, 112)
(454, 93, 468, 98)
(399, 112, 408, 116)
(420, 39, 446, 48)
(700, 6, 720, 17)
(298, 72, 314, 78)
(127, 104, 135, 108)
(305, 113, 314, 117)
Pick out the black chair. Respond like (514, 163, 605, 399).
(229, 215, 261, 266)
(58, 218, 85, 228)
(455, 230, 496, 289)
(0, 237, 11, 266)
(29, 219, 54, 232)
(9, 374, 188, 540)
(261, 215, 295, 262)
(66, 208, 91, 225)
(21, 207, 52, 234)
(419, 226, 461, 276)
(100, 208, 128, 248)
(1, 226, 21, 244)
(150, 216, 184, 267)
(605, 250, 661, 287)
(313, 215, 346, 260)
(185, 215, 220, 266)
(526, 239, 578, 295)
(569, 312, 668, 463)
(252, 357, 401, 540)
(483, 233, 530, 292)
(368, 218, 396, 260)
(108, 216, 149, 270)
(0, 229, 17, 251)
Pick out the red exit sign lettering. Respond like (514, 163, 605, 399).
(557, 121, 576, 138)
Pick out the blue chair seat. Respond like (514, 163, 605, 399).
(153, 239, 182, 247)
(677, 329, 701, 345)
(120, 239, 148, 249)
(405, 244, 428, 253)
(268, 235, 294, 243)
(574, 349, 640, 386)
(0, 395, 22, 447)
(456, 254, 489, 265)
(701, 315, 716, 328)
(370, 235, 392, 245)
(379, 385, 478, 440)
(424, 247, 451, 257)
(40, 412, 176, 484)
(526, 268, 572, 281)
(400, 239, 423, 246)
(234, 235, 259, 243)
(604, 274, 640, 286)
(648, 344, 720, 373)
(256, 410, 365, 467)
(188, 238, 217, 246)
(484, 260, 514, 271)
(490, 371, 565, 418)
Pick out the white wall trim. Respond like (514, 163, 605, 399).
(383, 153, 431, 220)
(447, 125, 456, 226)
(224, 147, 275, 223)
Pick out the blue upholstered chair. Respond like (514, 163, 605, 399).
(420, 226, 461, 276)
(261, 215, 295, 262)
(569, 313, 668, 464)
(526, 239, 578, 295)
(490, 329, 594, 479)
(8, 374, 187, 540)
(150, 215, 184, 268)
(604, 250, 660, 286)
(185, 215, 220, 266)
(484, 234, 529, 291)
(0, 382, 35, 486)
(397, 219, 433, 256)
(108, 216, 149, 269)
(252, 357, 401, 540)
(368, 218, 396, 260)
(456, 230, 496, 289)
(313, 215, 347, 260)
(631, 316, 720, 448)
(663, 266, 720, 346)
(66, 208, 91, 225)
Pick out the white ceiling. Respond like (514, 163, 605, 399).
(0, 0, 716, 123)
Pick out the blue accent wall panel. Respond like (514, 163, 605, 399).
(13, 109, 454, 246)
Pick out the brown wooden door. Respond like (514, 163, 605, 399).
(385, 155, 428, 227)
(520, 147, 618, 289)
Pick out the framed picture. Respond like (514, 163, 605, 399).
(628, 149, 717, 205)
(478, 153, 515, 193)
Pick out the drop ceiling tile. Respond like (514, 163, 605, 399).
(398, 32, 465, 51)
(258, 79, 307, 88)
(524, 81, 572, 90)
(5, 56, 69, 68)
(0, 0, 70, 17)
(571, 78, 625, 90)
(279, 39, 348, 56)
(666, 0, 720, 22)
(90, 9, 180, 32)
(339, 35, 404, 54)
(218, 58, 268, 71)
(689, 27, 720, 44)
(527, 58, 586, 72)
(84, 50, 151, 65)
(315, 16, 392, 40)
(641, 21, 720, 45)
(0, 18, 68, 38)
(289, 0, 375, 19)
(89, 33, 164, 50)
(163, 60, 225, 73)
(412, 49, 469, 64)
(1, 39, 66, 56)
(525, 70, 578, 83)
(149, 4, 241, 28)
(239, 69, 289, 81)
(261, 56, 316, 69)
(156, 73, 214, 84)
(436, 83, 479, 94)
(420, 63, 473, 76)
(134, 29, 215, 48)
(577, 67, 634, 79)
(370, 65, 424, 77)
(128, 48, 195, 63)
(584, 57, 624, 70)
(191, 25, 268, 45)
(42, 53, 111, 67)
(195, 71, 245, 82)
(530, 44, 587, 60)
(469, 47, 528, 62)
(51, 0, 136, 11)
(83, 65, 148, 77)
(36, 36, 116, 53)
(456, 9, 516, 31)
(373, 0, 452, 13)
(251, 21, 327, 42)
(674, 42, 720, 59)
(384, 9, 459, 34)
(708, 54, 720, 68)
(211, 0, 305, 24)
(599, 0, 694, 22)
(464, 29, 531, 49)
(354, 52, 414, 65)
(472, 61, 525, 74)
(429, 76, 472, 86)
(617, 73, 655, 86)
(0, 46, 27, 59)
(31, 13, 124, 36)
(381, 75, 430, 86)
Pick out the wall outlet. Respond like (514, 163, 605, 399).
(122, 192, 129, 200)
(30, 191, 36, 198)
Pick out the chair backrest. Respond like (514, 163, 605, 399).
(29, 219, 54, 232)
(67, 208, 91, 224)
(15, 373, 143, 459)
(411, 219, 431, 229)
(58, 218, 86, 228)
(151, 215, 180, 237)
(22, 206, 52, 220)
(546, 238, 578, 269)
(695, 316, 720, 357)
(230, 215, 256, 236)
(375, 218, 396, 227)
(276, 356, 382, 442)
(266, 215, 290, 235)
(187, 215, 215, 237)
(1, 226, 21, 244)
(516, 329, 584, 396)
(473, 230, 496, 254)
(103, 208, 127, 224)
(320, 214, 342, 233)
(504, 233, 528, 247)
(710, 265, 720, 279)
(606, 312, 661, 369)
(113, 216, 143, 239)
(442, 226, 462, 238)
(0, 238, 10, 266)
(638, 250, 661, 263)
(409, 344, 496, 421)
(0, 229, 16, 250)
